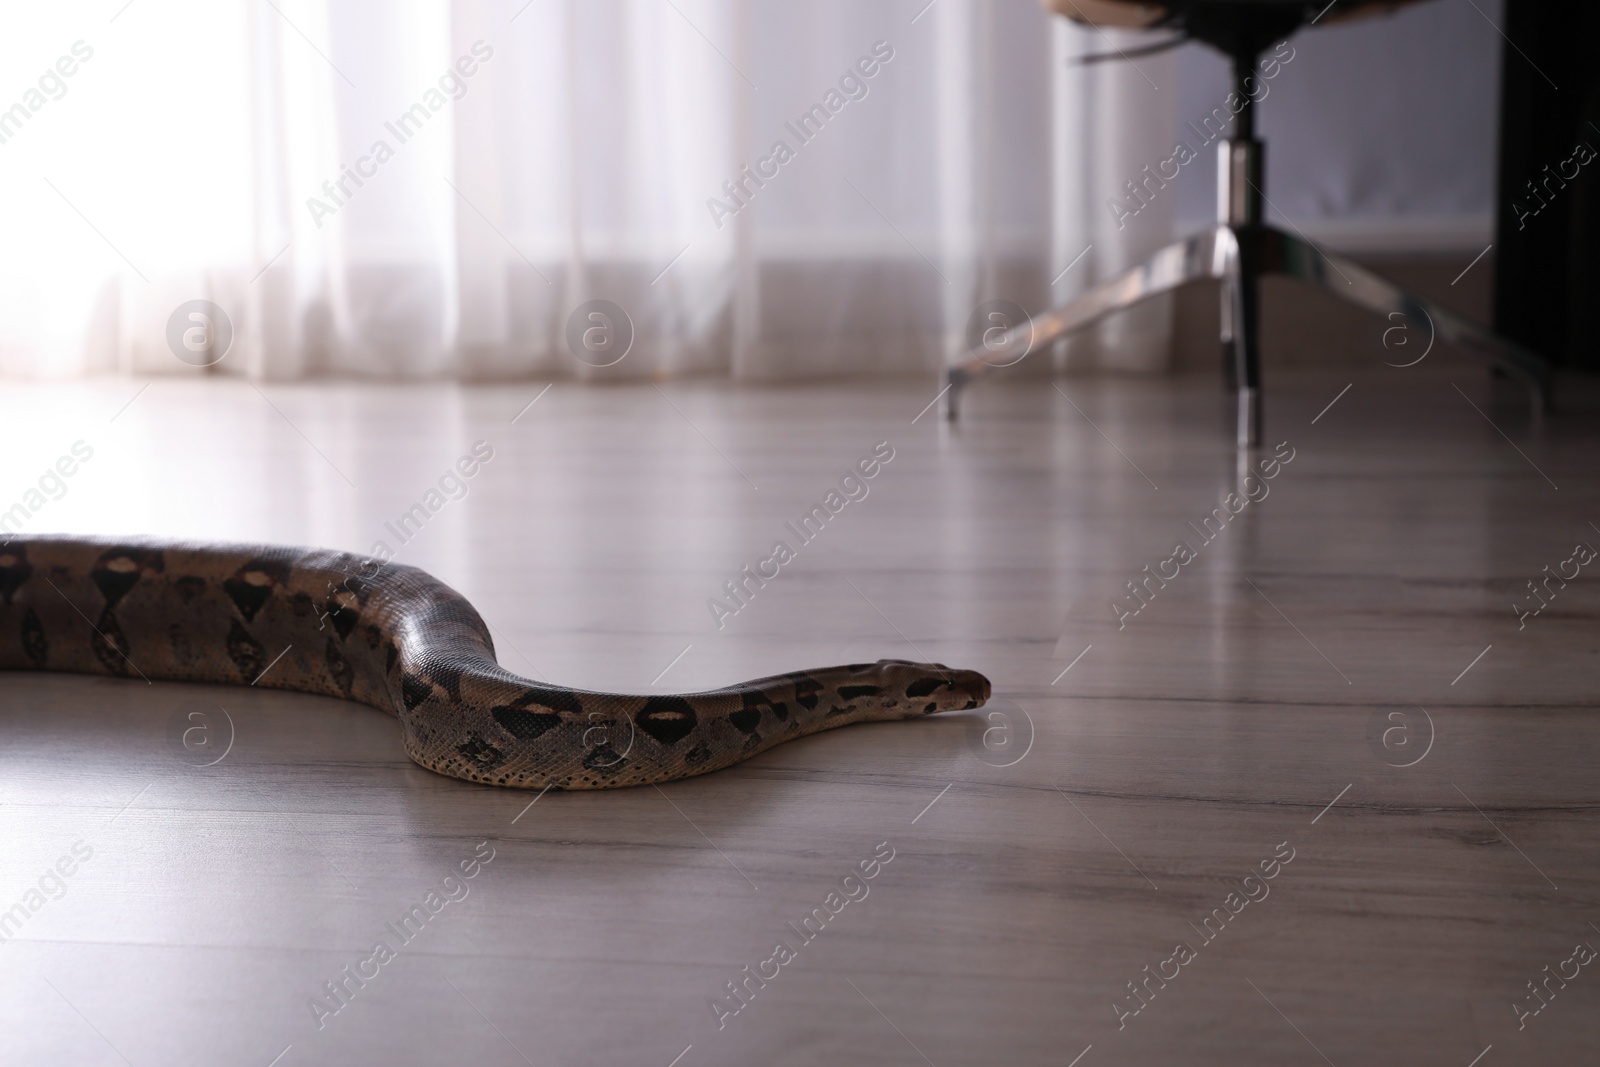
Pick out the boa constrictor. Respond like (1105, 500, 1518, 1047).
(0, 537, 991, 789)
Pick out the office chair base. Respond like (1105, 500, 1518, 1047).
(943, 224, 1550, 439)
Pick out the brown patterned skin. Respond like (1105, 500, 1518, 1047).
(0, 537, 991, 789)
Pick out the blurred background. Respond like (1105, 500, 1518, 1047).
(0, 0, 1504, 382)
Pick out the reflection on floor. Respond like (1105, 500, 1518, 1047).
(0, 365, 1595, 1066)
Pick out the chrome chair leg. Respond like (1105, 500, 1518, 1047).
(1219, 262, 1236, 388)
(1230, 229, 1264, 448)
(945, 227, 1233, 421)
(1254, 226, 1550, 406)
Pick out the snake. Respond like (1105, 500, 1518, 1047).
(0, 536, 991, 789)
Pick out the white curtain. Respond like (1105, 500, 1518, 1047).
(0, 0, 1176, 381)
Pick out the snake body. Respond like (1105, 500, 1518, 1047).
(0, 537, 990, 789)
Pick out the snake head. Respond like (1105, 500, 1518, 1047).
(871, 658, 991, 713)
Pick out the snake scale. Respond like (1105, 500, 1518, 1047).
(0, 536, 991, 789)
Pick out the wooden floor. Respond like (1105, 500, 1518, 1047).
(0, 364, 1596, 1066)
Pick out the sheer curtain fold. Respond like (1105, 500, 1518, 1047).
(0, 0, 1175, 381)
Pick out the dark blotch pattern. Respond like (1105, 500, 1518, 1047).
(90, 548, 163, 608)
(457, 734, 505, 770)
(324, 637, 354, 697)
(514, 687, 583, 715)
(492, 706, 562, 740)
(636, 696, 698, 745)
(401, 673, 433, 711)
(582, 744, 628, 771)
(20, 608, 46, 667)
(729, 688, 777, 734)
(222, 557, 288, 622)
(89, 609, 132, 675)
(225, 619, 265, 681)
(794, 677, 822, 710)
(905, 677, 945, 698)
(0, 550, 34, 604)
(321, 594, 361, 641)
